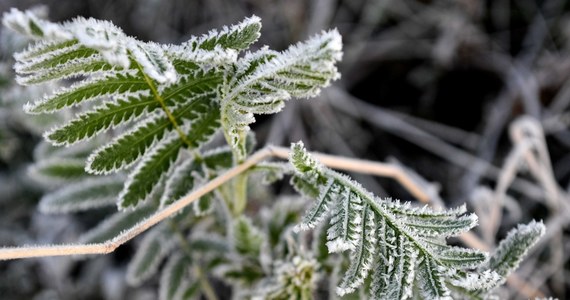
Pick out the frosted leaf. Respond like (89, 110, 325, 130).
(68, 17, 129, 68)
(129, 42, 177, 84)
(448, 270, 502, 291)
(127, 226, 178, 286)
(38, 176, 123, 213)
(482, 220, 545, 278)
(221, 30, 342, 160)
(168, 45, 238, 66)
(326, 189, 363, 252)
(288, 143, 535, 299)
(2, 8, 71, 40)
(293, 178, 339, 231)
(182, 15, 261, 51)
(337, 203, 376, 296)
(159, 252, 192, 300)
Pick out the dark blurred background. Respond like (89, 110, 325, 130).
(1, 0, 570, 299)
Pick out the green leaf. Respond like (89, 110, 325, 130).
(290, 175, 320, 199)
(183, 15, 261, 51)
(384, 201, 468, 220)
(3, 8, 71, 40)
(15, 40, 78, 62)
(160, 158, 201, 208)
(86, 73, 222, 174)
(221, 30, 342, 160)
(127, 226, 177, 286)
(131, 42, 176, 84)
(159, 252, 192, 300)
(435, 247, 487, 269)
(87, 111, 172, 174)
(118, 99, 221, 208)
(29, 157, 88, 185)
(371, 221, 417, 300)
(337, 203, 376, 296)
(79, 204, 156, 244)
(416, 255, 451, 300)
(326, 189, 364, 253)
(289, 141, 322, 175)
(402, 214, 478, 238)
(119, 134, 185, 209)
(46, 95, 157, 146)
(483, 220, 545, 277)
(16, 43, 99, 74)
(38, 177, 123, 213)
(294, 178, 339, 231)
(289, 142, 499, 298)
(232, 216, 263, 257)
(25, 71, 147, 114)
(19, 58, 115, 85)
(68, 17, 130, 68)
(28, 18, 44, 36)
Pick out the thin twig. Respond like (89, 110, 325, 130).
(0, 145, 430, 260)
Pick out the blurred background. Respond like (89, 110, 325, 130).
(0, 0, 570, 299)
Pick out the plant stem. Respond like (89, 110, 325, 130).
(232, 173, 248, 215)
(195, 266, 218, 300)
(0, 145, 437, 260)
(134, 60, 194, 148)
(169, 221, 193, 257)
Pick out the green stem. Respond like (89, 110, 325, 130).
(195, 265, 218, 300)
(232, 173, 248, 215)
(134, 60, 194, 148)
(169, 223, 218, 300)
(169, 222, 193, 258)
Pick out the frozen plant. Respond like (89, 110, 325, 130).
(0, 8, 545, 300)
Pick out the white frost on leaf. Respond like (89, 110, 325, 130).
(68, 17, 130, 68)
(449, 270, 502, 291)
(2, 8, 72, 40)
(129, 42, 177, 84)
(167, 44, 238, 66)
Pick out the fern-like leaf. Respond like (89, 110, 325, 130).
(416, 255, 451, 300)
(482, 220, 545, 278)
(289, 142, 499, 299)
(221, 30, 342, 160)
(29, 157, 89, 185)
(327, 188, 364, 253)
(337, 203, 376, 295)
(180, 15, 261, 51)
(38, 176, 123, 213)
(127, 225, 177, 286)
(85, 75, 221, 174)
(371, 220, 417, 300)
(159, 252, 193, 300)
(118, 99, 220, 208)
(2, 8, 70, 40)
(45, 95, 156, 146)
(7, 8, 343, 215)
(232, 216, 264, 258)
(25, 71, 147, 114)
(293, 177, 339, 231)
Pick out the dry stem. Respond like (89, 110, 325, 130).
(0, 145, 429, 260)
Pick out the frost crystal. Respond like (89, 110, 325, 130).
(69, 17, 130, 68)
